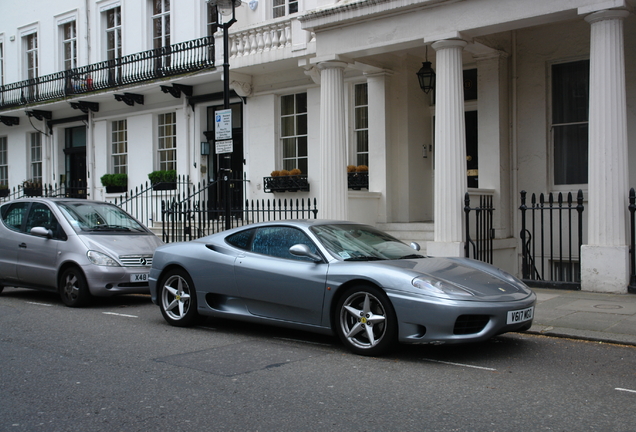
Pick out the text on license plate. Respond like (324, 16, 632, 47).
(507, 306, 534, 324)
(131, 273, 149, 282)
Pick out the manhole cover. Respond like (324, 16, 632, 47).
(593, 304, 623, 310)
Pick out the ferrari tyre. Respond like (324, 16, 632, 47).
(159, 269, 198, 327)
(59, 267, 91, 307)
(335, 285, 397, 356)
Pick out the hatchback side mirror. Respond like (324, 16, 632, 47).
(410, 242, 421, 251)
(289, 244, 322, 262)
(31, 226, 52, 238)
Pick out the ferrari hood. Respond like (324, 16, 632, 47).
(382, 257, 532, 301)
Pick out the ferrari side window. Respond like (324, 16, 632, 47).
(251, 226, 318, 261)
(226, 228, 255, 250)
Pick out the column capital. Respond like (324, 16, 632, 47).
(432, 39, 468, 52)
(585, 9, 630, 24)
(317, 60, 349, 71)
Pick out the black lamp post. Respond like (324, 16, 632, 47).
(209, 0, 241, 229)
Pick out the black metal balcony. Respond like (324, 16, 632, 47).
(0, 36, 215, 110)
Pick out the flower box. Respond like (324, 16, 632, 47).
(348, 172, 369, 190)
(264, 175, 310, 193)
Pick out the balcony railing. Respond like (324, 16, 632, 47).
(0, 36, 215, 110)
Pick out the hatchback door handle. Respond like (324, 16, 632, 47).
(19, 243, 27, 249)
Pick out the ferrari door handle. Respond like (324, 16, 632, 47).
(19, 243, 27, 249)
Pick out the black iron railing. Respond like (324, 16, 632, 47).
(0, 181, 87, 202)
(464, 193, 494, 264)
(519, 190, 584, 289)
(0, 36, 215, 109)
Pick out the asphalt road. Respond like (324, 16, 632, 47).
(1, 287, 636, 432)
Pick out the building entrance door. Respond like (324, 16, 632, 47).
(63, 126, 87, 198)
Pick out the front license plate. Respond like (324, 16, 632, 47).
(507, 306, 534, 324)
(130, 273, 149, 283)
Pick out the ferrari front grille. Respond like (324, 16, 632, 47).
(454, 315, 489, 335)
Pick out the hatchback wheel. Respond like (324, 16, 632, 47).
(159, 269, 198, 327)
(335, 285, 397, 356)
(59, 267, 91, 307)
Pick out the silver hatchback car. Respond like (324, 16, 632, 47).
(0, 198, 163, 306)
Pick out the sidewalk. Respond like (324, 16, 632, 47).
(528, 288, 636, 345)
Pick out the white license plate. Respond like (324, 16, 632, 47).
(507, 306, 534, 324)
(130, 273, 149, 283)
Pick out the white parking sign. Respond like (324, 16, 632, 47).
(215, 109, 232, 140)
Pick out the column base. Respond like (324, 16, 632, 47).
(425, 241, 464, 258)
(580, 245, 629, 293)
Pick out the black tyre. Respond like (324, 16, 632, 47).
(59, 267, 91, 307)
(158, 269, 198, 327)
(335, 285, 397, 356)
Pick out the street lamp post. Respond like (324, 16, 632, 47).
(209, 0, 241, 230)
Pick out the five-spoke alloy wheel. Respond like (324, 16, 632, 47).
(335, 285, 397, 356)
(159, 269, 198, 327)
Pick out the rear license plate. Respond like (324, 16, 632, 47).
(130, 273, 149, 283)
(507, 306, 534, 324)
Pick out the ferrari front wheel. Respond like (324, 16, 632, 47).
(159, 269, 198, 327)
(335, 285, 397, 356)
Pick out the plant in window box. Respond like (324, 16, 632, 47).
(148, 170, 177, 190)
(348, 165, 369, 190)
(264, 169, 310, 193)
(0, 183, 9, 198)
(100, 173, 128, 194)
(22, 180, 42, 197)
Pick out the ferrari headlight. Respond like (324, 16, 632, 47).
(87, 250, 120, 267)
(412, 276, 474, 297)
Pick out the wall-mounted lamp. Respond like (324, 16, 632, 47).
(201, 141, 210, 156)
(416, 46, 436, 94)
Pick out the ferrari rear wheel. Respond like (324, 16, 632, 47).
(159, 269, 198, 327)
(335, 285, 397, 356)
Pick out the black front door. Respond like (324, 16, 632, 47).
(63, 126, 87, 198)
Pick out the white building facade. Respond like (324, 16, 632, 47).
(0, 0, 634, 292)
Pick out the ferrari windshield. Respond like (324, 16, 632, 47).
(57, 201, 148, 233)
(310, 224, 425, 261)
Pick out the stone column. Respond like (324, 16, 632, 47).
(581, 10, 630, 293)
(426, 39, 467, 257)
(318, 61, 348, 220)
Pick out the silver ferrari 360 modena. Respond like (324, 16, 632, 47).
(149, 220, 536, 356)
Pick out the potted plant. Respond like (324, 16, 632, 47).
(148, 170, 177, 190)
(100, 173, 128, 194)
(348, 165, 369, 190)
(264, 168, 310, 193)
(0, 183, 9, 198)
(22, 180, 42, 197)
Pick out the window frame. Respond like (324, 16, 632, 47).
(352, 82, 369, 168)
(111, 119, 128, 174)
(62, 20, 78, 70)
(280, 92, 308, 174)
(151, 0, 171, 50)
(22, 30, 38, 80)
(549, 58, 590, 190)
(273, 0, 299, 19)
(0, 136, 7, 187)
(105, 5, 122, 61)
(157, 112, 177, 172)
(29, 132, 42, 184)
